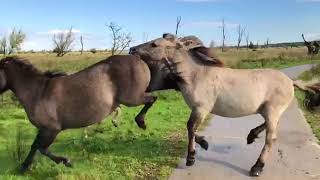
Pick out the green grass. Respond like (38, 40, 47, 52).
(296, 65, 320, 143)
(295, 90, 320, 140)
(299, 64, 320, 81)
(296, 63, 320, 143)
(237, 58, 320, 69)
(0, 90, 189, 180)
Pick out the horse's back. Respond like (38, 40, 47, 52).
(105, 55, 151, 106)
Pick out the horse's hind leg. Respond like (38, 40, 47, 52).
(37, 130, 72, 167)
(250, 107, 282, 176)
(247, 123, 266, 144)
(135, 93, 157, 129)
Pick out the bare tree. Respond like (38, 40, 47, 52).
(209, 40, 215, 48)
(80, 35, 84, 55)
(237, 24, 245, 50)
(221, 18, 226, 52)
(0, 37, 7, 56)
(314, 41, 320, 54)
(107, 22, 132, 55)
(53, 28, 75, 57)
(266, 38, 270, 48)
(175, 16, 182, 36)
(246, 34, 250, 50)
(142, 32, 149, 42)
(302, 34, 319, 55)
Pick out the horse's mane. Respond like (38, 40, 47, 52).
(190, 47, 224, 67)
(0, 56, 67, 78)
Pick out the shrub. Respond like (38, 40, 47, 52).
(90, 48, 97, 54)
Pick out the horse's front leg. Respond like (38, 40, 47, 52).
(134, 93, 158, 129)
(186, 108, 209, 166)
(37, 130, 72, 167)
(20, 132, 41, 173)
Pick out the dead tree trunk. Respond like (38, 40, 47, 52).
(222, 18, 226, 52)
(175, 16, 182, 36)
(246, 34, 249, 50)
(313, 41, 319, 55)
(302, 34, 314, 55)
(237, 24, 245, 50)
(80, 35, 84, 55)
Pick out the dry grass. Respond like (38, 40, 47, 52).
(213, 47, 320, 67)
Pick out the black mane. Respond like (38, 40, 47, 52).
(0, 56, 67, 78)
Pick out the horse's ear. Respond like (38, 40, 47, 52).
(191, 47, 223, 66)
(163, 33, 176, 42)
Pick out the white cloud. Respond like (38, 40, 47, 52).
(178, 0, 232, 2)
(38, 28, 81, 35)
(19, 28, 111, 51)
(185, 20, 239, 29)
(304, 33, 320, 41)
(296, 0, 320, 2)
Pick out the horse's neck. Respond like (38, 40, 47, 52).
(9, 72, 46, 108)
(174, 53, 203, 83)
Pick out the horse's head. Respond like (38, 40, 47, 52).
(129, 33, 185, 91)
(0, 58, 9, 94)
(129, 33, 223, 88)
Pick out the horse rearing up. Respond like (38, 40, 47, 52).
(0, 55, 156, 172)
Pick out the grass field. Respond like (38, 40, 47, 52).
(296, 64, 320, 141)
(0, 47, 319, 179)
(0, 91, 189, 179)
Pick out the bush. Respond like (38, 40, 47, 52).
(90, 48, 97, 54)
(249, 41, 255, 49)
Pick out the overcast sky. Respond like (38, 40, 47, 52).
(0, 0, 319, 51)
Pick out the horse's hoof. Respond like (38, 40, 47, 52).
(247, 132, 256, 145)
(249, 167, 263, 177)
(186, 159, 195, 166)
(19, 164, 30, 174)
(199, 139, 209, 150)
(135, 117, 147, 130)
(63, 159, 73, 167)
(250, 162, 264, 177)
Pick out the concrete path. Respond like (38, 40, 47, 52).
(169, 65, 320, 180)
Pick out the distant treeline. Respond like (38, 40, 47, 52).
(234, 41, 305, 49)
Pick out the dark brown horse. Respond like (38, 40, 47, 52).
(0, 55, 157, 172)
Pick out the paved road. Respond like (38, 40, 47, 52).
(169, 65, 320, 180)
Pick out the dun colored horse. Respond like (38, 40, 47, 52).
(130, 33, 295, 177)
(0, 55, 156, 172)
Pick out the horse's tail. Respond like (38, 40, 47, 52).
(293, 80, 309, 91)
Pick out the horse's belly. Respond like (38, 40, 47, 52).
(60, 107, 112, 129)
(212, 95, 262, 117)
